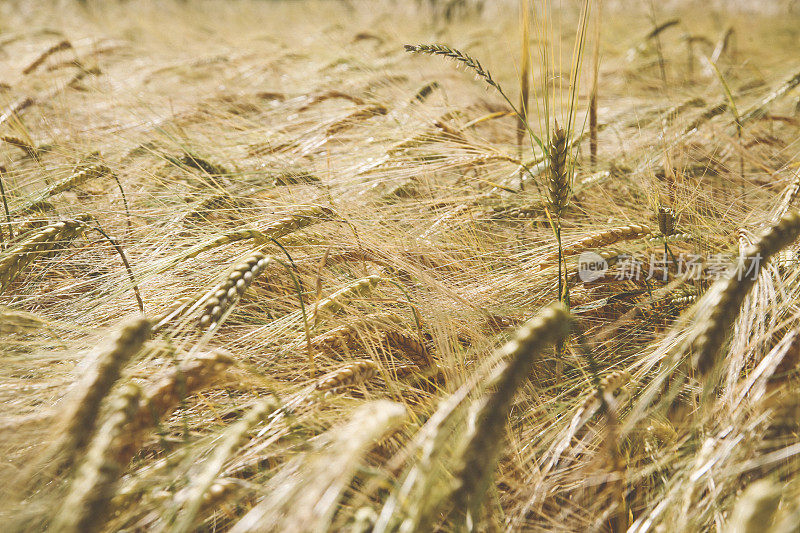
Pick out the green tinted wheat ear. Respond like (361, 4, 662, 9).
(50, 384, 141, 533)
(450, 304, 572, 524)
(404, 44, 500, 90)
(198, 252, 271, 329)
(693, 210, 800, 375)
(548, 126, 570, 217)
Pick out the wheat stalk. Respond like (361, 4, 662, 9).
(114, 350, 235, 464)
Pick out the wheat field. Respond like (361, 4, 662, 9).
(2, 0, 800, 531)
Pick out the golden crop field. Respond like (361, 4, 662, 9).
(1, 0, 800, 531)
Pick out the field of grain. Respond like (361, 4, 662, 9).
(2, 0, 800, 531)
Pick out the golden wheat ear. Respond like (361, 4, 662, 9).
(449, 304, 572, 526)
(692, 210, 800, 377)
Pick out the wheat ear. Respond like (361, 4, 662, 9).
(115, 350, 234, 463)
(692, 210, 800, 375)
(308, 275, 381, 326)
(22, 39, 72, 75)
(450, 304, 572, 523)
(547, 126, 570, 217)
(50, 383, 141, 533)
(0, 217, 90, 289)
(1, 135, 40, 158)
(545, 224, 652, 261)
(29, 317, 150, 486)
(174, 205, 335, 264)
(11, 164, 112, 216)
(198, 252, 271, 329)
(316, 360, 379, 391)
(405, 44, 500, 90)
(383, 329, 432, 368)
(171, 398, 280, 533)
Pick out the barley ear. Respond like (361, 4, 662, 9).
(50, 384, 141, 533)
(547, 126, 570, 217)
(693, 210, 800, 376)
(450, 304, 572, 526)
(36, 318, 151, 478)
